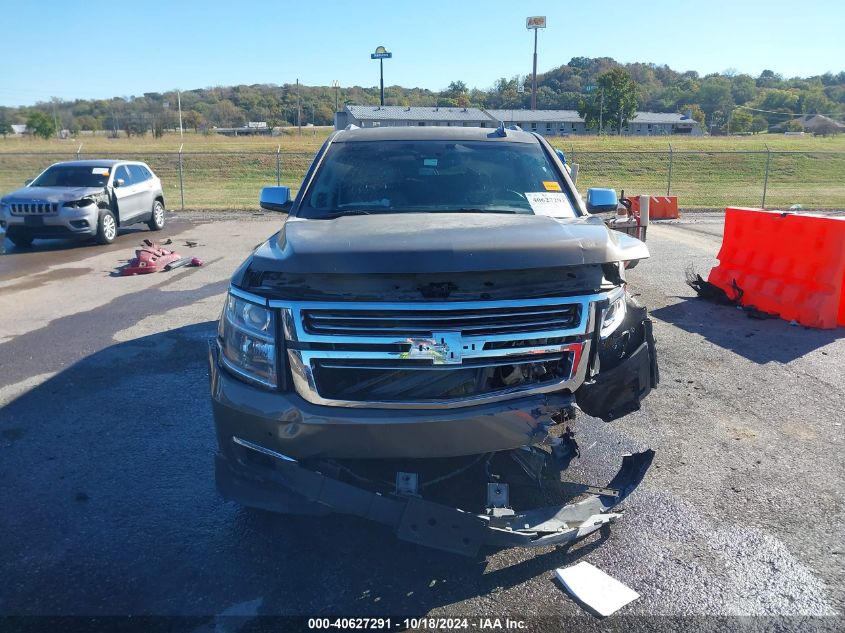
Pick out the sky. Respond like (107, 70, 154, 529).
(2, 0, 844, 107)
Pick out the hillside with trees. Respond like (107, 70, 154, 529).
(1, 57, 843, 137)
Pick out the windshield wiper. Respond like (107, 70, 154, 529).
(452, 208, 521, 214)
(319, 209, 383, 219)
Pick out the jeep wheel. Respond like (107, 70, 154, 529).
(9, 234, 34, 248)
(96, 210, 118, 245)
(147, 200, 165, 231)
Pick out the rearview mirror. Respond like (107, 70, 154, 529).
(24, 179, 33, 186)
(586, 187, 618, 214)
(260, 186, 293, 212)
(114, 178, 125, 187)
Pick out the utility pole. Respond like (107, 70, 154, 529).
(526, 16, 546, 111)
(296, 78, 301, 136)
(177, 90, 183, 137)
(332, 80, 340, 113)
(599, 88, 604, 135)
(51, 98, 60, 139)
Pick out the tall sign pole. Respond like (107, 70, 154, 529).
(526, 16, 546, 111)
(371, 46, 392, 106)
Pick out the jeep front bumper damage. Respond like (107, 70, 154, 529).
(216, 440, 654, 557)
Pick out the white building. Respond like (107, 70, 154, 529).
(338, 105, 496, 129)
(486, 109, 588, 135)
(336, 105, 703, 136)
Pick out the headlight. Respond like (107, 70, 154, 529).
(63, 198, 96, 209)
(600, 291, 627, 339)
(219, 292, 277, 388)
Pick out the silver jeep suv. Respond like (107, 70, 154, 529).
(0, 159, 166, 247)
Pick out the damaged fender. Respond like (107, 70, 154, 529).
(576, 295, 659, 421)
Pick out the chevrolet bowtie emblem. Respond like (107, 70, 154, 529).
(407, 331, 464, 364)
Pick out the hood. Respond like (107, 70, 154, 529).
(2, 186, 106, 204)
(246, 212, 649, 275)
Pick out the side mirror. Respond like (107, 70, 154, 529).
(586, 187, 618, 214)
(555, 149, 567, 164)
(24, 179, 33, 186)
(259, 186, 293, 213)
(114, 178, 125, 187)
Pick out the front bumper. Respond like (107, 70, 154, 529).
(1, 204, 99, 238)
(210, 341, 576, 460)
(215, 437, 654, 556)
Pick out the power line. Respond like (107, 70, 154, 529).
(734, 104, 844, 120)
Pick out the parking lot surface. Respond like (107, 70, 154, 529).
(1, 212, 843, 628)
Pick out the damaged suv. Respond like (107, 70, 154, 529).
(210, 126, 658, 556)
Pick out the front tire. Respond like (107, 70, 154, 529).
(96, 210, 117, 245)
(147, 200, 165, 231)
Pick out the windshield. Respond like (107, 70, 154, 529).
(298, 140, 578, 219)
(30, 165, 111, 188)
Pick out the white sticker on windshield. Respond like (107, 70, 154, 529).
(423, 158, 438, 167)
(92, 168, 109, 176)
(525, 192, 576, 218)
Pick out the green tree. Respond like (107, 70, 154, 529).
(0, 121, 11, 137)
(784, 119, 804, 132)
(578, 68, 638, 134)
(75, 115, 99, 131)
(727, 108, 752, 134)
(182, 110, 203, 132)
(26, 111, 56, 139)
(751, 115, 769, 133)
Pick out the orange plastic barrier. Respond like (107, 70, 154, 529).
(707, 207, 845, 329)
(627, 196, 680, 219)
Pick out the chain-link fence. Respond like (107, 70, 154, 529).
(570, 149, 845, 210)
(1, 149, 843, 211)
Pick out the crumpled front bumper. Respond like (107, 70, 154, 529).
(216, 437, 654, 557)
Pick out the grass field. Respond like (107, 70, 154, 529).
(1, 129, 843, 210)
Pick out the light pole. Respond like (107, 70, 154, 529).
(332, 80, 340, 112)
(371, 46, 392, 106)
(526, 16, 546, 111)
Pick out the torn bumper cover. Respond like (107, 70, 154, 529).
(216, 440, 654, 557)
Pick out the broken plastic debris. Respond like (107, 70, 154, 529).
(555, 562, 639, 617)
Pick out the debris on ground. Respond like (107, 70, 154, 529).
(686, 266, 779, 320)
(189, 257, 204, 267)
(121, 240, 181, 275)
(555, 562, 640, 617)
(164, 258, 190, 271)
(185, 240, 199, 248)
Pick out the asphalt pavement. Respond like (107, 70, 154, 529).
(0, 211, 843, 631)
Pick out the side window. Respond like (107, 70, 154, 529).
(129, 164, 149, 183)
(114, 165, 133, 186)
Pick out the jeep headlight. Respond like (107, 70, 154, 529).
(600, 291, 627, 339)
(218, 292, 277, 388)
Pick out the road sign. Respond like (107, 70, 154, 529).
(371, 45, 392, 59)
(585, 84, 597, 93)
(526, 16, 546, 29)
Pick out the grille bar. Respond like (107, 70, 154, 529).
(303, 304, 580, 337)
(11, 202, 59, 215)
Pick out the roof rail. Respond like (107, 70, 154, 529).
(344, 124, 360, 131)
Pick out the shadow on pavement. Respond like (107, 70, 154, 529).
(0, 322, 607, 617)
(651, 296, 844, 364)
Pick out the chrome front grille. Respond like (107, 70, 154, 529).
(10, 202, 59, 215)
(268, 294, 607, 409)
(301, 303, 581, 337)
